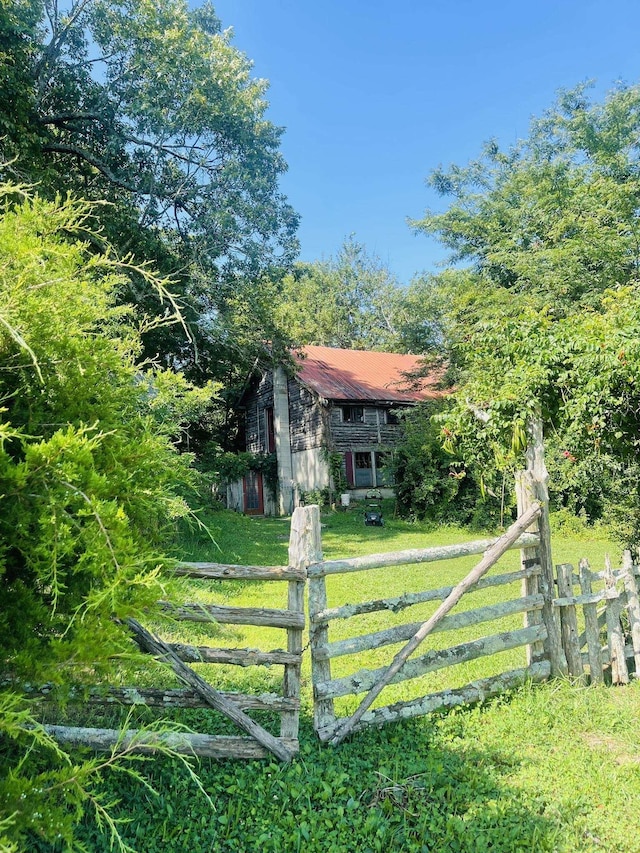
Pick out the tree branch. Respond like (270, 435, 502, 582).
(42, 143, 140, 193)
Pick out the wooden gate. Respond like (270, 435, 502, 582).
(43, 507, 311, 762)
(305, 505, 557, 744)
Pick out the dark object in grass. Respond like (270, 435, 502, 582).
(364, 489, 384, 527)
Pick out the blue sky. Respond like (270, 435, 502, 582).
(210, 1, 640, 284)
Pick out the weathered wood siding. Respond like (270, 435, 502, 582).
(243, 372, 274, 453)
(244, 374, 325, 454)
(287, 378, 326, 452)
(328, 404, 403, 452)
(244, 372, 405, 458)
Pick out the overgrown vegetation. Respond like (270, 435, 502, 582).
(391, 401, 505, 527)
(208, 450, 279, 500)
(413, 83, 640, 543)
(0, 186, 213, 851)
(62, 679, 640, 853)
(0, 0, 299, 446)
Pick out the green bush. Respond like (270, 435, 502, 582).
(0, 187, 212, 850)
(391, 401, 505, 527)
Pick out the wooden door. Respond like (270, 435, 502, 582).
(243, 470, 264, 515)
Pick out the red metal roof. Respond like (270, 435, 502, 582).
(293, 345, 442, 403)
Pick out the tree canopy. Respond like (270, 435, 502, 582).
(1, 0, 299, 392)
(412, 83, 640, 539)
(274, 236, 441, 353)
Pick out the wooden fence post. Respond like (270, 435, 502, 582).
(515, 470, 545, 665)
(524, 418, 568, 677)
(556, 563, 584, 680)
(579, 558, 603, 685)
(622, 550, 640, 676)
(292, 506, 335, 731)
(281, 505, 318, 740)
(604, 555, 629, 685)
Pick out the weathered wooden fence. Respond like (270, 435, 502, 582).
(44, 507, 313, 762)
(554, 550, 640, 685)
(305, 503, 554, 744)
(41, 424, 640, 761)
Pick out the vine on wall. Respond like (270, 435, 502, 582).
(214, 451, 279, 500)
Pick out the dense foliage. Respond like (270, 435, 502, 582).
(273, 236, 441, 353)
(412, 83, 640, 541)
(391, 402, 504, 527)
(0, 0, 298, 411)
(0, 187, 214, 851)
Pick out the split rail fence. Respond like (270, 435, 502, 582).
(43, 509, 313, 763)
(40, 423, 640, 762)
(554, 551, 640, 686)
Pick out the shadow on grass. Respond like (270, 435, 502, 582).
(46, 712, 567, 853)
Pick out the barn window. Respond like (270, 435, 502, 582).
(375, 451, 393, 485)
(265, 407, 275, 453)
(342, 405, 364, 423)
(344, 450, 393, 488)
(354, 451, 374, 487)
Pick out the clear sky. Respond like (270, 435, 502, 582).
(208, 1, 640, 284)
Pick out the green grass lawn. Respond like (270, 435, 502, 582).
(159, 501, 618, 710)
(61, 504, 640, 853)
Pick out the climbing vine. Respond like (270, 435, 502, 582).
(213, 451, 279, 500)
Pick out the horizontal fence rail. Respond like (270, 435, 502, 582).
(315, 625, 548, 701)
(26, 684, 298, 712)
(40, 508, 314, 763)
(168, 644, 301, 667)
(307, 533, 540, 578)
(314, 662, 551, 743)
(43, 725, 299, 761)
(174, 562, 306, 582)
(314, 593, 544, 661)
(312, 565, 542, 624)
(307, 504, 552, 743)
(160, 601, 306, 629)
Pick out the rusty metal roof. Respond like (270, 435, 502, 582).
(293, 345, 442, 403)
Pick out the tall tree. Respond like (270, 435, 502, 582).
(412, 83, 640, 539)
(0, 0, 299, 386)
(274, 236, 439, 353)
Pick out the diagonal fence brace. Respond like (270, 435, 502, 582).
(329, 502, 542, 747)
(126, 618, 294, 762)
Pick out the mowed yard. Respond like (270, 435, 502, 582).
(65, 505, 640, 853)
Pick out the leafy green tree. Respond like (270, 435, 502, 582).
(415, 83, 640, 309)
(412, 83, 640, 540)
(274, 236, 439, 353)
(381, 273, 445, 355)
(0, 0, 299, 392)
(0, 185, 214, 850)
